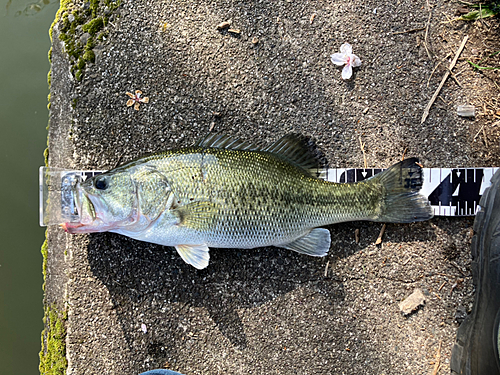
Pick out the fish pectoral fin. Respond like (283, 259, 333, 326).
(279, 228, 331, 257)
(173, 201, 218, 230)
(175, 244, 210, 269)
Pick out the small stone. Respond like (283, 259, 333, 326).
(252, 37, 259, 45)
(228, 29, 241, 35)
(80, 32, 91, 45)
(399, 288, 425, 315)
(455, 305, 468, 323)
(216, 21, 231, 30)
(457, 105, 475, 117)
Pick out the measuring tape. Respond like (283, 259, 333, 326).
(326, 167, 499, 217)
(39, 167, 499, 226)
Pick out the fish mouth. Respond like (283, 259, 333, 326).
(60, 183, 104, 233)
(61, 181, 141, 234)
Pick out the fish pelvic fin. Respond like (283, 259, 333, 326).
(279, 228, 331, 257)
(175, 244, 210, 269)
(371, 158, 433, 223)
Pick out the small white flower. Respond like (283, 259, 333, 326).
(331, 43, 362, 80)
(141, 323, 147, 334)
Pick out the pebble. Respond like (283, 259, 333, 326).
(399, 288, 426, 315)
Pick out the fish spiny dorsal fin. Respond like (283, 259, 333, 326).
(194, 133, 258, 151)
(263, 134, 328, 178)
(195, 133, 328, 178)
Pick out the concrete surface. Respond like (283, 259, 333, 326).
(45, 0, 500, 374)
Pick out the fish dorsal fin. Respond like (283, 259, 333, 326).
(196, 133, 327, 178)
(175, 244, 210, 269)
(263, 134, 328, 178)
(279, 228, 331, 257)
(194, 133, 258, 151)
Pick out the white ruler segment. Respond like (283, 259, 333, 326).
(326, 167, 498, 217)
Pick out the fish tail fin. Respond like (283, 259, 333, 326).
(370, 158, 433, 223)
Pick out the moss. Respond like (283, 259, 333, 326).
(83, 50, 95, 63)
(52, 0, 121, 81)
(44, 147, 49, 165)
(82, 17, 104, 36)
(40, 236, 67, 374)
(41, 236, 48, 287)
(39, 305, 68, 375)
(49, 0, 73, 43)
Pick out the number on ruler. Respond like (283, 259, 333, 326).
(428, 169, 483, 216)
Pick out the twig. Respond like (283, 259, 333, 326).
(438, 96, 449, 105)
(421, 35, 469, 123)
(355, 228, 360, 244)
(449, 69, 463, 87)
(438, 281, 447, 291)
(474, 124, 486, 141)
(391, 27, 426, 35)
(324, 260, 330, 277)
(427, 53, 452, 87)
(483, 127, 489, 147)
(450, 278, 464, 295)
(431, 340, 442, 375)
(375, 224, 386, 245)
(450, 260, 467, 276)
(358, 136, 367, 169)
(424, 12, 433, 60)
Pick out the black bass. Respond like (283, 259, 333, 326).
(62, 134, 433, 269)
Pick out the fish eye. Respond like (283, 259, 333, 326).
(94, 177, 108, 190)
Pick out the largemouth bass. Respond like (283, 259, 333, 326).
(62, 134, 433, 269)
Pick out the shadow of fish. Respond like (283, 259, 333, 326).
(62, 134, 433, 269)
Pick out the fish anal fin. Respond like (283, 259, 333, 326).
(279, 228, 331, 257)
(175, 244, 210, 269)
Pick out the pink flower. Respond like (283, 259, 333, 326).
(331, 43, 362, 80)
(126, 90, 149, 110)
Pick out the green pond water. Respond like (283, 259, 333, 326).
(0, 0, 58, 374)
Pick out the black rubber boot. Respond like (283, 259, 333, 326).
(451, 169, 500, 375)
